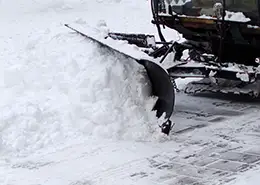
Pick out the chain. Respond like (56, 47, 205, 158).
(171, 78, 180, 92)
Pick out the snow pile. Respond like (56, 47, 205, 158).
(1, 19, 166, 156)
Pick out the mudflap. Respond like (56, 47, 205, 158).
(65, 24, 175, 134)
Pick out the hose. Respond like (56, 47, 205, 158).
(151, 0, 167, 42)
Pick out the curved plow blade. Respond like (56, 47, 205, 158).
(64, 24, 175, 133)
(138, 59, 175, 120)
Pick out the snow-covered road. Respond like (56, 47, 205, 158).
(2, 91, 260, 185)
(1, 0, 260, 184)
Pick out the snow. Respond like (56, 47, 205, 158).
(209, 70, 217, 77)
(167, 0, 191, 6)
(2, 0, 260, 185)
(227, 167, 260, 185)
(225, 11, 251, 22)
(160, 0, 251, 23)
(66, 22, 156, 62)
(146, 36, 156, 48)
(236, 72, 250, 82)
(2, 30, 162, 153)
(198, 11, 251, 22)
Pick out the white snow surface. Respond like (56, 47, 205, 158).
(2, 0, 260, 185)
(227, 167, 260, 185)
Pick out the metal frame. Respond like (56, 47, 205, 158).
(149, 0, 260, 81)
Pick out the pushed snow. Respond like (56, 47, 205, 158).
(1, 20, 166, 156)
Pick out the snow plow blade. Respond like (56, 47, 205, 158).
(138, 59, 174, 119)
(64, 24, 174, 130)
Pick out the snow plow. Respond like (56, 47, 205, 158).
(150, 0, 260, 96)
(65, 0, 260, 134)
(65, 24, 175, 135)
